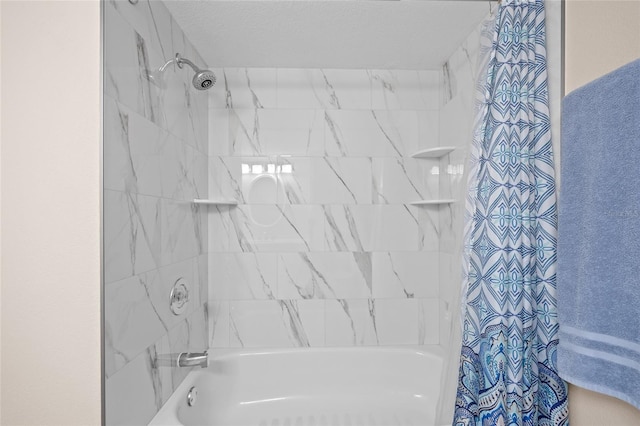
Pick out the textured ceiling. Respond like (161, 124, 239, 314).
(163, 0, 490, 70)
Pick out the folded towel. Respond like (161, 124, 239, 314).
(557, 58, 640, 409)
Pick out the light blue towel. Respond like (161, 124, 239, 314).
(558, 58, 640, 409)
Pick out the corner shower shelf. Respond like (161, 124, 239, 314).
(410, 199, 456, 206)
(192, 198, 238, 206)
(411, 147, 456, 158)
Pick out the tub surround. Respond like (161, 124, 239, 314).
(101, 2, 487, 422)
(434, 21, 485, 425)
(207, 69, 445, 349)
(103, 1, 210, 424)
(437, 17, 483, 348)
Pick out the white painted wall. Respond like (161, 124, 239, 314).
(0, 1, 102, 424)
(0, 2, 3, 421)
(565, 0, 640, 94)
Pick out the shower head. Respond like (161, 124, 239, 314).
(192, 69, 216, 91)
(175, 54, 216, 91)
(154, 53, 216, 91)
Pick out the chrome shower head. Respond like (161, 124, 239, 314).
(192, 69, 216, 91)
(154, 53, 216, 91)
(175, 53, 216, 91)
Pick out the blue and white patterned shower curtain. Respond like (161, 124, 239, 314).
(454, 1, 569, 425)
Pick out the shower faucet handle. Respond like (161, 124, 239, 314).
(169, 279, 189, 315)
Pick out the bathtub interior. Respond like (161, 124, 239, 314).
(151, 347, 445, 426)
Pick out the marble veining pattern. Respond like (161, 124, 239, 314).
(372, 252, 439, 299)
(228, 109, 325, 156)
(105, 257, 204, 378)
(324, 110, 422, 157)
(372, 157, 439, 204)
(208, 65, 447, 351)
(437, 21, 483, 350)
(369, 69, 440, 110)
(104, 1, 209, 424)
(277, 252, 372, 300)
(210, 253, 277, 300)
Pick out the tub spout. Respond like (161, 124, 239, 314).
(177, 351, 208, 368)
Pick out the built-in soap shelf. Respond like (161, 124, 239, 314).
(410, 199, 456, 206)
(411, 146, 456, 158)
(410, 147, 457, 205)
(192, 198, 238, 206)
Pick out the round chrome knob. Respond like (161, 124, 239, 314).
(170, 279, 189, 316)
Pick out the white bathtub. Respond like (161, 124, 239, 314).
(149, 347, 444, 426)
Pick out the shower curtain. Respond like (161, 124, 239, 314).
(453, 1, 569, 425)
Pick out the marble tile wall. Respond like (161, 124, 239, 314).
(438, 21, 484, 346)
(103, 1, 209, 424)
(208, 69, 444, 348)
(434, 16, 490, 426)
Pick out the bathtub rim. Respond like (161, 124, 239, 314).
(207, 344, 446, 363)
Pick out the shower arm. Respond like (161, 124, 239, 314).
(153, 52, 216, 91)
(158, 53, 202, 74)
